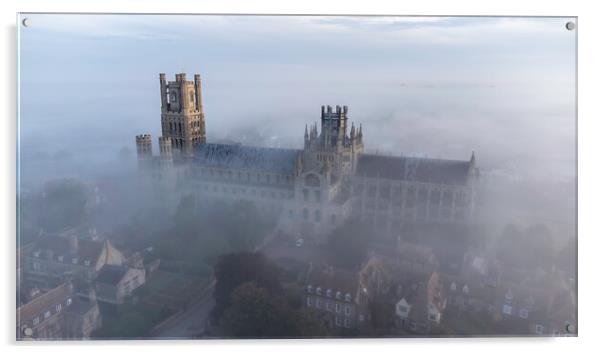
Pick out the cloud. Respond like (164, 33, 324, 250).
(22, 14, 572, 45)
(19, 14, 575, 180)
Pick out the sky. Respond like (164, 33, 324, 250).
(18, 14, 576, 187)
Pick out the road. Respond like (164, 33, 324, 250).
(151, 229, 279, 339)
(152, 282, 216, 339)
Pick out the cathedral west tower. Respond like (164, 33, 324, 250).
(159, 73, 206, 156)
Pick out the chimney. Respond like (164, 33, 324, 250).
(88, 287, 97, 303)
(29, 286, 40, 299)
(66, 279, 75, 293)
(68, 235, 79, 254)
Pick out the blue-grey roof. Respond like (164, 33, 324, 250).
(194, 143, 300, 174)
(356, 154, 472, 186)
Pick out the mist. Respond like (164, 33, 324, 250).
(16, 14, 576, 339)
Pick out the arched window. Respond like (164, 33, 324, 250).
(303, 188, 309, 201)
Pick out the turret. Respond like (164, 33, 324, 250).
(178, 73, 190, 110)
(159, 73, 168, 112)
(304, 124, 309, 148)
(135, 134, 153, 169)
(159, 137, 173, 170)
(194, 74, 203, 112)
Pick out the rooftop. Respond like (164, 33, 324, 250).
(17, 282, 72, 323)
(194, 143, 300, 174)
(305, 265, 359, 296)
(31, 235, 104, 264)
(356, 154, 473, 186)
(95, 265, 128, 285)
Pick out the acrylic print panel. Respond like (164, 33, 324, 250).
(16, 13, 576, 340)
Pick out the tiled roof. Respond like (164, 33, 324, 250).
(306, 265, 359, 296)
(356, 154, 472, 186)
(194, 143, 300, 174)
(31, 235, 103, 264)
(17, 282, 72, 323)
(370, 243, 437, 275)
(95, 265, 127, 285)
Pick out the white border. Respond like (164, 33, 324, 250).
(2, 1, 599, 353)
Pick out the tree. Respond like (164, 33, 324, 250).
(326, 219, 373, 269)
(212, 252, 282, 321)
(158, 196, 272, 264)
(495, 223, 556, 270)
(369, 300, 394, 330)
(40, 178, 88, 232)
(556, 237, 576, 275)
(220, 282, 289, 337)
(291, 307, 330, 338)
(220, 282, 328, 338)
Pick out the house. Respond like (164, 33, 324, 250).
(444, 278, 497, 315)
(16, 281, 101, 340)
(527, 283, 576, 336)
(357, 241, 439, 303)
(367, 241, 438, 285)
(393, 271, 446, 334)
(22, 230, 124, 282)
(303, 264, 369, 330)
(356, 250, 446, 334)
(492, 264, 576, 336)
(442, 254, 499, 315)
(94, 265, 146, 305)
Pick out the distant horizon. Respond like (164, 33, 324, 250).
(18, 14, 576, 186)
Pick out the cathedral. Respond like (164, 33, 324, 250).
(136, 73, 479, 242)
